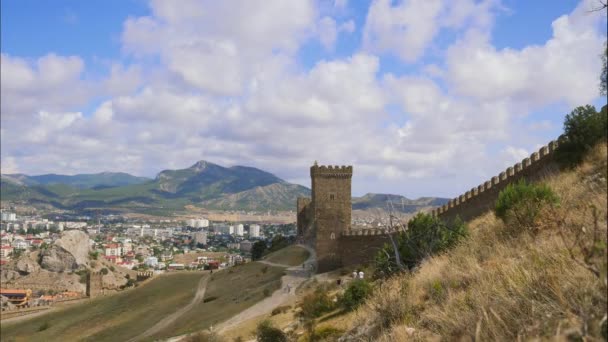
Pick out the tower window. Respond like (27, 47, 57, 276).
(329, 193, 336, 200)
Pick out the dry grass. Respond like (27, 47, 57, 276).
(347, 143, 608, 341)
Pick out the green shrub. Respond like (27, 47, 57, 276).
(299, 285, 335, 319)
(203, 296, 218, 303)
(555, 105, 608, 168)
(271, 305, 291, 316)
(100, 268, 109, 275)
(89, 251, 99, 260)
(256, 320, 287, 342)
(375, 213, 467, 277)
(109, 265, 115, 272)
(38, 322, 51, 331)
(495, 180, 559, 236)
(341, 280, 372, 311)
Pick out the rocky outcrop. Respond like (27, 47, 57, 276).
(38, 230, 90, 272)
(39, 247, 78, 272)
(55, 230, 90, 266)
(15, 257, 40, 274)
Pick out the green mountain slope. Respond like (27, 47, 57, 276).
(2, 172, 151, 189)
(352, 193, 449, 213)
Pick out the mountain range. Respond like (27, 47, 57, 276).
(0, 161, 447, 214)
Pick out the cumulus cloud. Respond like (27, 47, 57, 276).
(1, 0, 605, 198)
(445, 0, 606, 108)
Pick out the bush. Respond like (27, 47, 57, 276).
(271, 305, 291, 316)
(109, 265, 115, 272)
(495, 180, 559, 237)
(299, 284, 335, 319)
(341, 280, 372, 311)
(263, 288, 271, 297)
(256, 320, 287, 342)
(89, 251, 99, 260)
(38, 322, 51, 331)
(100, 268, 109, 275)
(555, 105, 608, 168)
(203, 296, 218, 303)
(375, 213, 467, 277)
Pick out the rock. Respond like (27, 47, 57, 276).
(16, 257, 40, 274)
(40, 246, 78, 272)
(55, 230, 90, 266)
(0, 270, 20, 282)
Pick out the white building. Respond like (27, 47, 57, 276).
(236, 224, 244, 236)
(249, 224, 261, 238)
(1, 212, 16, 221)
(145, 256, 159, 267)
(187, 218, 209, 228)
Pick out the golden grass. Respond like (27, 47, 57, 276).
(348, 143, 608, 341)
(264, 245, 310, 266)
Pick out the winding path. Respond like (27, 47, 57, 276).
(128, 274, 209, 342)
(216, 244, 316, 334)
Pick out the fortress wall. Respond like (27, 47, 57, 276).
(435, 139, 561, 223)
(339, 228, 404, 267)
(297, 197, 312, 237)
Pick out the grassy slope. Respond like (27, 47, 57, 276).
(264, 245, 310, 266)
(1, 272, 204, 342)
(152, 262, 285, 339)
(348, 143, 608, 341)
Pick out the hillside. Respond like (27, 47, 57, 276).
(336, 144, 607, 341)
(0, 161, 310, 213)
(1, 172, 150, 189)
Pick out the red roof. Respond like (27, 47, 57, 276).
(104, 255, 117, 259)
(105, 243, 119, 248)
(1, 246, 12, 249)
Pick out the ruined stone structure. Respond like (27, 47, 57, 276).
(433, 138, 561, 223)
(86, 271, 103, 298)
(298, 163, 402, 273)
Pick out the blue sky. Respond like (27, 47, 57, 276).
(1, 0, 606, 198)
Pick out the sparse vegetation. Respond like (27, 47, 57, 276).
(344, 142, 608, 341)
(494, 180, 559, 237)
(1, 272, 203, 342)
(263, 245, 310, 266)
(256, 319, 287, 342)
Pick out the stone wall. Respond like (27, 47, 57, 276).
(340, 228, 403, 268)
(86, 271, 103, 298)
(434, 139, 561, 223)
(297, 197, 312, 238)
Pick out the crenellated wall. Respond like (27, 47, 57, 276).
(433, 138, 562, 223)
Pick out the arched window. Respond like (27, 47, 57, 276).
(330, 232, 335, 240)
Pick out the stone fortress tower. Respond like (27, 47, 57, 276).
(299, 162, 353, 273)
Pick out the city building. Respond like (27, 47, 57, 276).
(236, 224, 244, 236)
(240, 240, 253, 253)
(249, 224, 261, 237)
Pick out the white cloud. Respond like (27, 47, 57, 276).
(445, 0, 606, 108)
(362, 0, 500, 63)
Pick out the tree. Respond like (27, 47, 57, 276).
(375, 212, 467, 277)
(554, 105, 608, 167)
(251, 241, 266, 260)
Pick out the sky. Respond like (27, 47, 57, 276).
(1, 0, 607, 199)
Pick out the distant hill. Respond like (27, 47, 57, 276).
(0, 161, 310, 213)
(2, 172, 151, 189)
(352, 193, 449, 213)
(0, 164, 448, 214)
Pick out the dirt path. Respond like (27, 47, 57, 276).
(216, 244, 316, 334)
(128, 274, 209, 342)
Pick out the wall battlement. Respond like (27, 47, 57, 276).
(342, 227, 405, 236)
(433, 138, 561, 222)
(310, 164, 353, 177)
